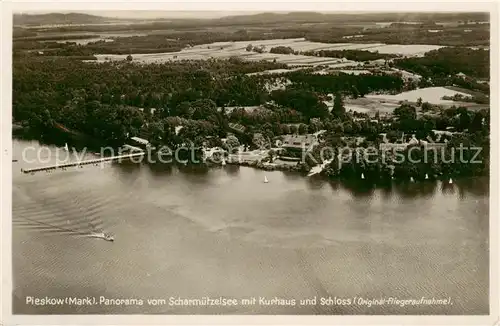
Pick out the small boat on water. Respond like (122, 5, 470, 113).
(264, 175, 269, 183)
(12, 159, 18, 162)
(64, 143, 69, 151)
(425, 173, 429, 180)
(221, 158, 226, 166)
(410, 177, 415, 182)
(361, 173, 365, 180)
(88, 232, 114, 242)
(449, 178, 453, 184)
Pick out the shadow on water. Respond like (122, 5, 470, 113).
(175, 163, 212, 185)
(455, 177, 489, 198)
(305, 176, 327, 190)
(340, 179, 376, 198)
(14, 127, 107, 153)
(177, 162, 210, 174)
(392, 180, 439, 199)
(327, 179, 341, 191)
(112, 159, 142, 170)
(223, 164, 240, 176)
(145, 162, 174, 177)
(323, 177, 478, 200)
(440, 181, 456, 195)
(282, 170, 305, 181)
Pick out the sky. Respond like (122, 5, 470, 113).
(93, 11, 266, 19)
(16, 10, 271, 19)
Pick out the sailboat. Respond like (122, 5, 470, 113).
(64, 143, 69, 151)
(448, 178, 453, 184)
(264, 175, 269, 183)
(361, 173, 365, 180)
(410, 176, 415, 182)
(221, 158, 226, 166)
(425, 173, 429, 180)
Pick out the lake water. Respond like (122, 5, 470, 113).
(12, 139, 489, 314)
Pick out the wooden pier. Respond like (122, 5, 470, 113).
(21, 152, 145, 174)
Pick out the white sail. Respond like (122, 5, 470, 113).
(425, 173, 429, 180)
(221, 158, 226, 166)
(361, 173, 365, 179)
(64, 143, 69, 151)
(264, 175, 269, 183)
(449, 178, 453, 184)
(410, 177, 414, 182)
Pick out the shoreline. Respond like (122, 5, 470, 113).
(13, 133, 489, 186)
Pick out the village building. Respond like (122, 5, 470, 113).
(281, 134, 319, 158)
(228, 122, 246, 134)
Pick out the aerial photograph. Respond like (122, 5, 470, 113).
(10, 9, 491, 316)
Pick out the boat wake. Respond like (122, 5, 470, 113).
(13, 184, 114, 241)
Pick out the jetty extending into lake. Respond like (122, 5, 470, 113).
(21, 152, 145, 174)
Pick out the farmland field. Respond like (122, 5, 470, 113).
(94, 38, 445, 65)
(365, 86, 473, 105)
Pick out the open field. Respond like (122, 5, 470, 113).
(334, 86, 489, 116)
(365, 86, 472, 105)
(343, 98, 401, 115)
(94, 38, 445, 65)
(95, 49, 359, 67)
(361, 86, 490, 111)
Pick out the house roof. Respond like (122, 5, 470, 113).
(282, 134, 317, 148)
(228, 123, 246, 133)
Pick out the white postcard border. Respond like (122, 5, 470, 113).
(1, 1, 499, 325)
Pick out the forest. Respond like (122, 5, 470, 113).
(394, 47, 490, 79)
(12, 11, 490, 181)
(301, 49, 398, 62)
(287, 71, 405, 97)
(306, 24, 490, 46)
(13, 53, 490, 180)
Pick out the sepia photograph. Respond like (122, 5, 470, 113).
(1, 1, 498, 324)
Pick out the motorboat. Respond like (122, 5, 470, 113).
(89, 232, 114, 242)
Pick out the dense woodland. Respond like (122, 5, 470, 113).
(392, 47, 490, 95)
(287, 71, 405, 97)
(302, 49, 398, 62)
(394, 47, 489, 79)
(13, 12, 491, 181)
(13, 54, 490, 180)
(306, 24, 490, 46)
